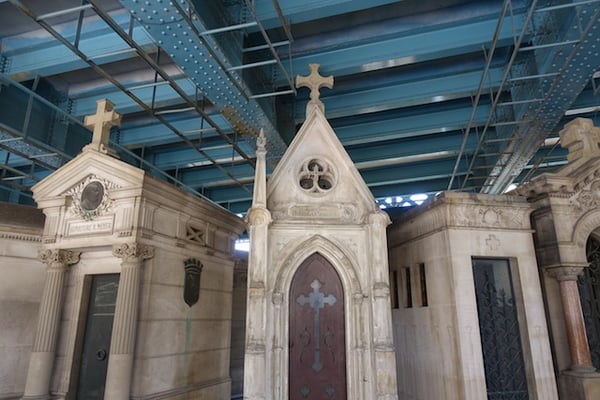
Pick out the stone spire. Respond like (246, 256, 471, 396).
(83, 98, 122, 157)
(296, 63, 333, 113)
(252, 129, 267, 209)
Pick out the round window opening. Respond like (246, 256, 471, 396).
(298, 159, 335, 193)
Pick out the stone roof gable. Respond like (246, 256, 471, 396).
(266, 103, 378, 224)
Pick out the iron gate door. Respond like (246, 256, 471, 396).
(289, 253, 346, 399)
(473, 258, 529, 400)
(580, 236, 600, 369)
(77, 274, 119, 400)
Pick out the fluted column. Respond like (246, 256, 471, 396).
(548, 266, 594, 371)
(104, 243, 154, 400)
(22, 249, 80, 400)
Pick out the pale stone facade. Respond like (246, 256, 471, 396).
(2, 102, 600, 400)
(243, 65, 398, 400)
(0, 204, 45, 400)
(516, 117, 600, 400)
(19, 100, 246, 400)
(388, 192, 558, 399)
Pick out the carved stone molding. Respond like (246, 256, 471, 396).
(38, 249, 80, 267)
(369, 211, 391, 227)
(65, 175, 120, 221)
(570, 178, 600, 212)
(247, 207, 272, 226)
(112, 243, 154, 263)
(546, 266, 586, 281)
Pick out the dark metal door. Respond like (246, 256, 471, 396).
(289, 253, 346, 399)
(77, 274, 119, 400)
(580, 236, 600, 369)
(472, 258, 529, 400)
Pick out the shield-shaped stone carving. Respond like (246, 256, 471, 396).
(183, 258, 203, 307)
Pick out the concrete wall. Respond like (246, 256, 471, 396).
(0, 203, 45, 400)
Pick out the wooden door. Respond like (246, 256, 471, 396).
(76, 274, 119, 400)
(289, 253, 346, 399)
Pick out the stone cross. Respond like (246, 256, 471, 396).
(83, 99, 121, 156)
(296, 279, 337, 372)
(296, 63, 333, 112)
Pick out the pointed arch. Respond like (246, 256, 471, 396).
(273, 234, 363, 300)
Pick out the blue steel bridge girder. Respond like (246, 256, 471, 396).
(165, 130, 478, 188)
(251, 0, 403, 30)
(332, 102, 493, 146)
(482, 1, 600, 194)
(278, 10, 528, 83)
(119, 0, 287, 159)
(3, 9, 156, 81)
(301, 67, 506, 122)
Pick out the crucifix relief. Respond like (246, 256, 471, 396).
(83, 98, 122, 156)
(296, 63, 333, 112)
(296, 279, 337, 372)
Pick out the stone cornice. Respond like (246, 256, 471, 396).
(0, 231, 42, 242)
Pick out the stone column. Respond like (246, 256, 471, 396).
(548, 266, 594, 371)
(368, 211, 399, 400)
(22, 249, 80, 400)
(243, 129, 271, 400)
(104, 243, 154, 400)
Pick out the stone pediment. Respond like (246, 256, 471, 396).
(267, 105, 377, 223)
(32, 149, 145, 207)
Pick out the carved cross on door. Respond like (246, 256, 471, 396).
(296, 279, 337, 372)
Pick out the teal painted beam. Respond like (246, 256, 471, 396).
(119, 114, 233, 148)
(300, 67, 504, 121)
(282, 14, 526, 79)
(333, 102, 492, 145)
(181, 163, 255, 187)
(3, 10, 156, 81)
(149, 141, 254, 170)
(252, 0, 404, 30)
(70, 77, 199, 116)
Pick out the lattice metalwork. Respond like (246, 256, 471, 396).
(473, 258, 529, 400)
(580, 236, 600, 370)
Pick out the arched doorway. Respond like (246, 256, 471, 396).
(580, 234, 600, 369)
(289, 253, 346, 399)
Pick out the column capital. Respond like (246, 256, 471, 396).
(546, 265, 586, 281)
(38, 249, 80, 268)
(112, 242, 154, 263)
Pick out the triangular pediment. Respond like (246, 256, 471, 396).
(32, 149, 145, 204)
(267, 104, 377, 223)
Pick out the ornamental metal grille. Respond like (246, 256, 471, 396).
(473, 258, 529, 400)
(579, 236, 600, 370)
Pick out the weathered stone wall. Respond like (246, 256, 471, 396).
(0, 203, 45, 400)
(388, 192, 558, 400)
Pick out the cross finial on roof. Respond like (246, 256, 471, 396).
(296, 63, 333, 112)
(83, 99, 121, 157)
